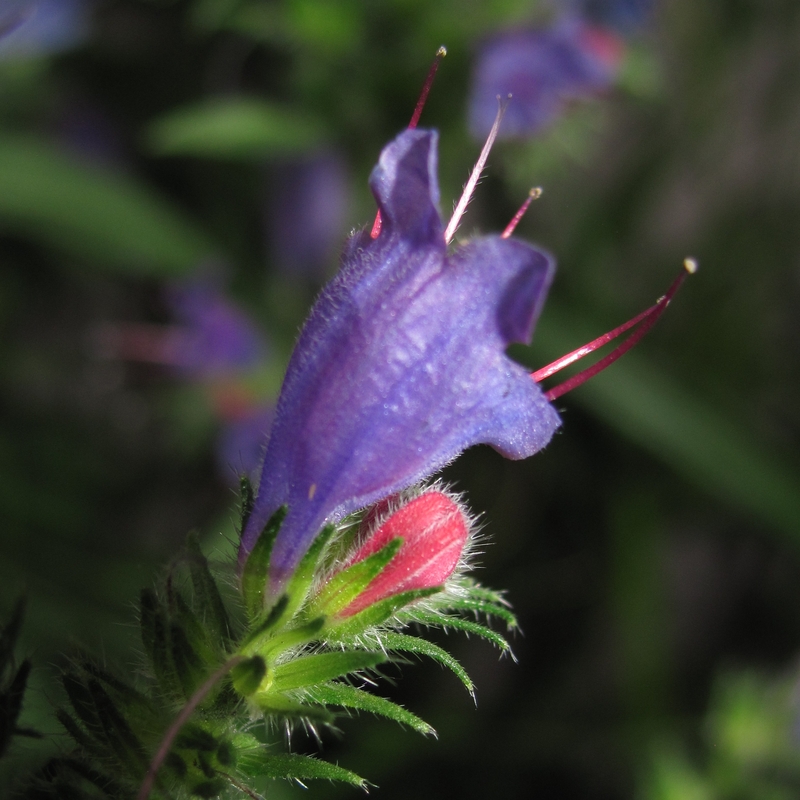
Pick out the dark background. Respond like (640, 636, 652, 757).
(2, 1, 800, 798)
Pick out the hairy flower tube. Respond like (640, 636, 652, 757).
(240, 128, 562, 589)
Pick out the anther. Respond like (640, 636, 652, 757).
(534, 259, 697, 402)
(501, 187, 542, 239)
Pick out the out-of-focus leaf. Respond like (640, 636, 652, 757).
(144, 97, 326, 159)
(526, 302, 800, 545)
(0, 134, 213, 274)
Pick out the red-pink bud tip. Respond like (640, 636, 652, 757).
(339, 490, 469, 618)
(534, 259, 697, 402)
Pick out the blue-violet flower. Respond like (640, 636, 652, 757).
(240, 128, 561, 587)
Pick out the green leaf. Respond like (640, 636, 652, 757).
(237, 751, 367, 789)
(0, 134, 212, 274)
(307, 538, 402, 618)
(379, 632, 474, 694)
(241, 506, 286, 621)
(306, 683, 435, 736)
(145, 97, 326, 159)
(269, 651, 386, 693)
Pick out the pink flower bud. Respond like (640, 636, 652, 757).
(339, 490, 470, 618)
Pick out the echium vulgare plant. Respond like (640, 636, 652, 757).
(30, 54, 694, 800)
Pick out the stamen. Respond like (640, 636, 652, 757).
(535, 258, 697, 402)
(408, 46, 447, 130)
(444, 95, 509, 245)
(501, 187, 542, 239)
(370, 46, 447, 240)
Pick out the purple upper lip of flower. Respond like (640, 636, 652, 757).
(240, 128, 561, 586)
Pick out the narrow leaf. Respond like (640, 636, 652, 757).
(145, 97, 326, 159)
(241, 506, 286, 621)
(401, 610, 511, 652)
(270, 651, 386, 693)
(237, 751, 367, 788)
(380, 632, 473, 693)
(186, 533, 232, 644)
(306, 683, 435, 736)
(282, 524, 338, 624)
(0, 134, 212, 274)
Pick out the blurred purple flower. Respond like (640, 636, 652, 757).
(240, 128, 561, 586)
(574, 0, 655, 34)
(164, 277, 267, 379)
(0, 0, 90, 59)
(267, 150, 351, 279)
(469, 18, 623, 139)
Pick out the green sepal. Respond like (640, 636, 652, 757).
(306, 538, 402, 618)
(174, 724, 218, 752)
(55, 709, 107, 759)
(84, 678, 148, 775)
(241, 506, 286, 620)
(281, 523, 338, 624)
(139, 589, 181, 699)
(435, 595, 517, 629)
(269, 651, 386, 693)
(399, 610, 512, 653)
(305, 682, 435, 736)
(246, 616, 326, 660)
(251, 693, 335, 724)
(236, 751, 367, 789)
(176, 589, 221, 663)
(325, 586, 442, 637)
(61, 673, 104, 738)
(239, 594, 289, 651)
(238, 474, 255, 538)
(186, 532, 232, 644)
(169, 621, 206, 698)
(379, 632, 474, 694)
(231, 656, 266, 696)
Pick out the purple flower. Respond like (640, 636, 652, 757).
(240, 128, 561, 586)
(469, 19, 622, 139)
(266, 150, 351, 278)
(0, 0, 89, 59)
(164, 276, 267, 379)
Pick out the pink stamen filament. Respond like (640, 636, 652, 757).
(501, 187, 542, 239)
(444, 94, 509, 245)
(535, 259, 697, 402)
(370, 46, 447, 240)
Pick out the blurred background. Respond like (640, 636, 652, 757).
(1, 0, 800, 797)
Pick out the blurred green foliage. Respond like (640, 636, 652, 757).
(1, 0, 800, 797)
